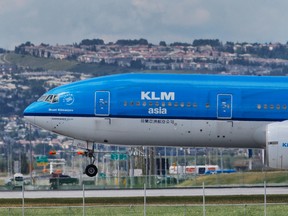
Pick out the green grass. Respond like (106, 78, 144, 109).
(5, 53, 77, 71)
(5, 53, 140, 75)
(1, 204, 288, 216)
(5, 52, 204, 75)
(180, 171, 288, 187)
(1, 190, 288, 215)
(1, 194, 288, 207)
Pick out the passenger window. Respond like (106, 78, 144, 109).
(142, 101, 147, 107)
(136, 101, 140, 106)
(155, 101, 159, 107)
(180, 102, 184, 108)
(193, 103, 197, 108)
(168, 102, 172, 107)
(187, 102, 191, 108)
(124, 101, 128, 106)
(174, 102, 178, 107)
(283, 104, 287, 110)
(257, 104, 261, 110)
(206, 103, 210, 109)
(263, 104, 267, 109)
(161, 102, 166, 107)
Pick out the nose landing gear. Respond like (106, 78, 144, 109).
(83, 147, 98, 177)
(85, 164, 98, 177)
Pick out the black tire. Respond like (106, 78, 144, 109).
(85, 164, 98, 177)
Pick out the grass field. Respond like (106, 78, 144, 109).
(4, 52, 198, 75)
(1, 194, 288, 206)
(4, 53, 132, 74)
(1, 203, 288, 216)
(2, 171, 288, 215)
(180, 171, 288, 187)
(5, 53, 78, 71)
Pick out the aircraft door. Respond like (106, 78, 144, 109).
(94, 91, 110, 116)
(217, 94, 232, 119)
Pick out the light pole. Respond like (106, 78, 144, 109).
(29, 124, 33, 185)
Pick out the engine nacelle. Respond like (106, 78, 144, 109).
(266, 121, 288, 169)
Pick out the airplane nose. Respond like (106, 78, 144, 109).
(23, 105, 36, 125)
(23, 115, 35, 125)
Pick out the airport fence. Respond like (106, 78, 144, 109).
(2, 171, 288, 191)
(35, 171, 288, 190)
(1, 182, 288, 216)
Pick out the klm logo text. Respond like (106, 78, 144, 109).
(141, 91, 175, 100)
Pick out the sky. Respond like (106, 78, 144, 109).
(1, 0, 288, 50)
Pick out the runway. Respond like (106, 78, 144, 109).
(1, 187, 288, 199)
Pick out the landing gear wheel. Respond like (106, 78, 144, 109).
(85, 164, 98, 177)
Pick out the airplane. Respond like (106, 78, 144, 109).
(23, 73, 288, 177)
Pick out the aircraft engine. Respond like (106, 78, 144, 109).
(266, 121, 288, 169)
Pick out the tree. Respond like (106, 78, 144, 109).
(159, 41, 167, 46)
(130, 59, 144, 69)
(79, 39, 104, 46)
(40, 43, 49, 47)
(34, 143, 56, 156)
(192, 39, 221, 47)
(14, 41, 34, 54)
(170, 42, 191, 47)
(20, 152, 29, 174)
(116, 39, 148, 46)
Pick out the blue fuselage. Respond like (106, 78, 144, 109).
(24, 73, 288, 122)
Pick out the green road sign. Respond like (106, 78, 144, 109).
(111, 153, 128, 160)
(36, 155, 48, 163)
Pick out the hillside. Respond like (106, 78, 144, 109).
(4, 53, 137, 75)
(5, 53, 77, 71)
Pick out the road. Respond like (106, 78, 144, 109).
(0, 53, 10, 64)
(1, 187, 288, 199)
(0, 54, 4, 64)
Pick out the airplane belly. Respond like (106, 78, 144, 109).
(31, 116, 268, 149)
(88, 118, 268, 148)
(36, 117, 98, 142)
(190, 120, 267, 148)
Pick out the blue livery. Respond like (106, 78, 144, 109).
(23, 73, 288, 177)
(24, 73, 288, 121)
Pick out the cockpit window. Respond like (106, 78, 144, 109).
(52, 95, 59, 103)
(45, 95, 54, 103)
(37, 94, 59, 104)
(37, 95, 47, 102)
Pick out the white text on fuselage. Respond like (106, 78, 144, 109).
(141, 91, 175, 115)
(141, 91, 175, 101)
(148, 107, 167, 114)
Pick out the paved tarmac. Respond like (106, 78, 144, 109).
(1, 187, 288, 199)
